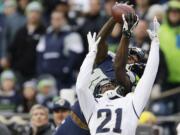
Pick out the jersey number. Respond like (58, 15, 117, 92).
(96, 108, 122, 133)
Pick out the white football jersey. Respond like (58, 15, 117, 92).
(76, 37, 159, 135)
(88, 92, 139, 135)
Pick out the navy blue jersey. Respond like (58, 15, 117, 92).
(0, 91, 22, 112)
(89, 52, 117, 92)
(54, 101, 90, 135)
(92, 52, 138, 90)
(96, 54, 115, 81)
(55, 116, 90, 135)
(71, 101, 87, 123)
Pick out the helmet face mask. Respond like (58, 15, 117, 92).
(100, 82, 116, 94)
(128, 63, 146, 78)
(93, 79, 129, 98)
(93, 79, 116, 98)
(127, 47, 146, 80)
(128, 47, 145, 63)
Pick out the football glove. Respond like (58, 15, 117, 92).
(122, 13, 139, 38)
(147, 16, 160, 41)
(87, 32, 101, 53)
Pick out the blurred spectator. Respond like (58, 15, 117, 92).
(1, 0, 26, 60)
(52, 97, 71, 128)
(36, 11, 83, 89)
(0, 70, 21, 113)
(8, 1, 45, 83)
(130, 20, 150, 59)
(135, 0, 150, 20)
(150, 2, 180, 134)
(146, 4, 165, 23)
(79, 0, 106, 53)
(3, 0, 17, 16)
(36, 75, 57, 109)
(28, 104, 54, 135)
(17, 0, 30, 15)
(150, 0, 180, 126)
(155, 0, 180, 109)
(21, 80, 37, 113)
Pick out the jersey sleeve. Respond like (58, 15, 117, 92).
(76, 51, 97, 122)
(64, 32, 84, 54)
(132, 38, 159, 117)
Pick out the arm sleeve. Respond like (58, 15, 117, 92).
(64, 33, 84, 54)
(132, 38, 159, 116)
(76, 51, 97, 122)
(36, 36, 46, 52)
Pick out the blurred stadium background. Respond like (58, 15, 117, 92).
(0, 0, 179, 135)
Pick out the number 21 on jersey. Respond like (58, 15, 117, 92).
(96, 108, 122, 133)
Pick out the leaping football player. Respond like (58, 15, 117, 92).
(76, 16, 160, 135)
(55, 3, 145, 135)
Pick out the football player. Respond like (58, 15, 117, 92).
(55, 5, 142, 135)
(90, 3, 147, 97)
(55, 14, 141, 135)
(76, 16, 160, 135)
(91, 14, 144, 97)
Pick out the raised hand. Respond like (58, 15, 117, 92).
(122, 13, 139, 38)
(87, 32, 101, 53)
(147, 16, 160, 41)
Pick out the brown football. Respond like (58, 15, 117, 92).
(111, 3, 135, 24)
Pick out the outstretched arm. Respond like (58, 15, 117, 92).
(76, 32, 101, 122)
(114, 14, 139, 93)
(95, 17, 116, 65)
(95, 2, 135, 65)
(132, 17, 160, 117)
(114, 35, 132, 92)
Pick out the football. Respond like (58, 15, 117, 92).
(111, 3, 135, 24)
